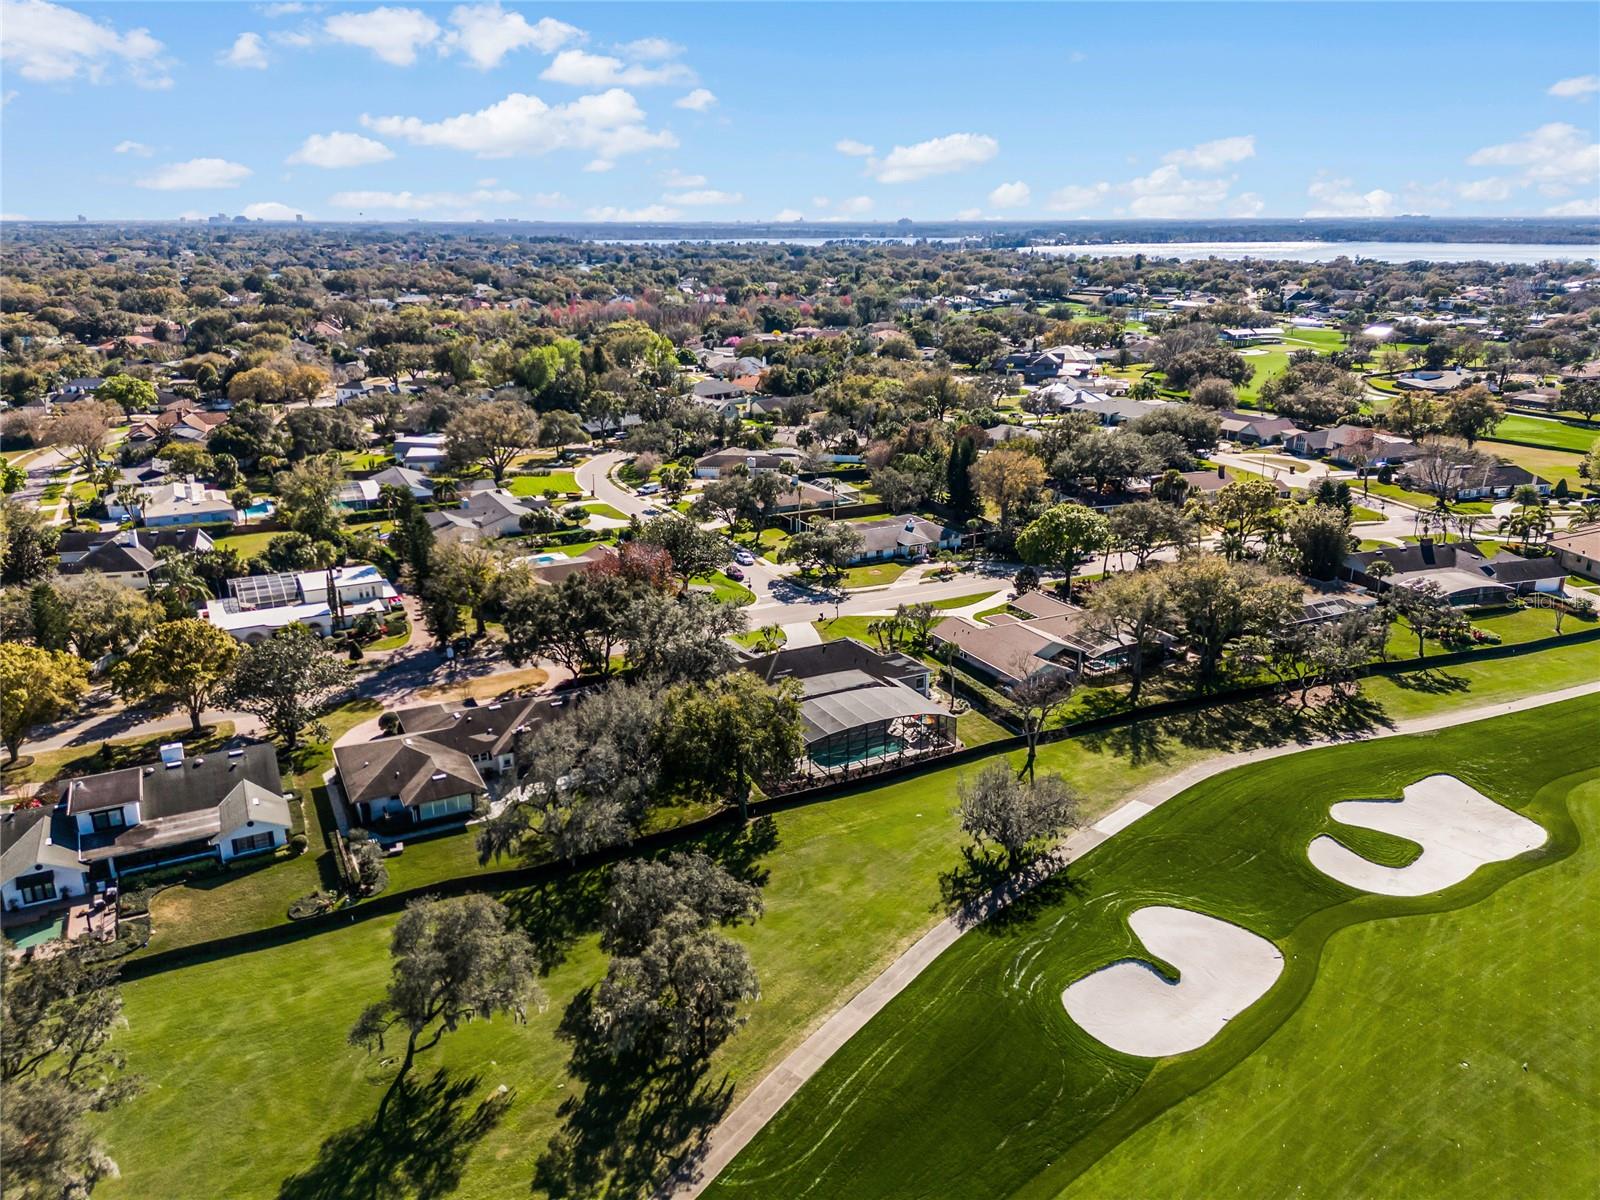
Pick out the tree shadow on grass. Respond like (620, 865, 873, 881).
(499, 871, 609, 975)
(533, 989, 735, 1199)
(1385, 666, 1471, 696)
(938, 845, 1089, 936)
(277, 1068, 511, 1200)
(692, 814, 778, 889)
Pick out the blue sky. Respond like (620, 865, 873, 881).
(2, 1, 1597, 222)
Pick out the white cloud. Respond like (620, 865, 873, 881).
(811, 196, 831, 209)
(242, 200, 305, 220)
(675, 88, 716, 112)
(541, 49, 693, 88)
(221, 31, 269, 69)
(272, 29, 315, 49)
(1546, 197, 1600, 216)
(1047, 183, 1110, 212)
(114, 139, 152, 157)
(773, 208, 805, 222)
(364, 89, 676, 161)
(661, 168, 706, 188)
(1304, 175, 1398, 218)
(665, 189, 743, 206)
(287, 131, 394, 169)
(1467, 123, 1599, 189)
(1457, 177, 1515, 203)
(259, 3, 307, 16)
(833, 195, 873, 216)
(1068, 49, 1087, 64)
(583, 159, 614, 173)
(988, 180, 1030, 209)
(619, 37, 681, 60)
(444, 5, 581, 70)
(330, 187, 518, 211)
(1, 0, 171, 87)
(586, 204, 682, 221)
(1163, 135, 1255, 170)
(323, 6, 440, 66)
(137, 158, 254, 190)
(529, 191, 566, 207)
(834, 139, 874, 157)
(1229, 192, 1265, 218)
(1126, 164, 1232, 217)
(956, 207, 984, 221)
(1548, 75, 1600, 100)
(865, 133, 998, 183)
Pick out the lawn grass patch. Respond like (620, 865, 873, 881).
(712, 699, 1599, 1200)
(1486, 415, 1598, 454)
(2, 722, 237, 790)
(88, 646, 1599, 1200)
(213, 529, 280, 559)
(838, 561, 910, 589)
(508, 470, 582, 498)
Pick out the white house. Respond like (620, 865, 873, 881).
(201, 563, 399, 642)
(114, 478, 236, 527)
(1, 808, 92, 915)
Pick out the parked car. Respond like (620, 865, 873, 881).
(637, 481, 661, 495)
(734, 549, 755, 566)
(642, 505, 662, 516)
(725, 565, 746, 581)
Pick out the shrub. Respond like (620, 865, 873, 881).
(290, 832, 309, 853)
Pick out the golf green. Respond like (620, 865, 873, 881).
(708, 697, 1600, 1200)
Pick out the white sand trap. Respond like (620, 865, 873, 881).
(1062, 906, 1284, 1057)
(1308, 774, 1546, 898)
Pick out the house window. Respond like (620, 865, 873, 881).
(230, 832, 275, 856)
(90, 808, 126, 832)
(417, 794, 473, 822)
(18, 875, 57, 905)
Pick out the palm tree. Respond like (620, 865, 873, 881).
(152, 547, 211, 613)
(112, 483, 143, 523)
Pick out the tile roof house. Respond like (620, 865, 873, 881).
(56, 528, 215, 589)
(844, 516, 962, 565)
(426, 488, 549, 545)
(738, 639, 954, 774)
(1548, 525, 1600, 578)
(51, 743, 291, 881)
(1217, 410, 1303, 445)
(1344, 540, 1566, 606)
(930, 589, 1164, 684)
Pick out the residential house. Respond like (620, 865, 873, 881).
(1401, 460, 1549, 502)
(118, 478, 236, 527)
(201, 562, 398, 642)
(1284, 425, 1422, 467)
(367, 464, 434, 500)
(392, 433, 450, 474)
(1344, 540, 1565, 606)
(426, 488, 548, 545)
(1220, 328, 1282, 346)
(55, 743, 291, 881)
(1548, 526, 1600, 578)
(1, 807, 92, 916)
(55, 528, 215, 589)
(690, 379, 746, 420)
(1218, 410, 1303, 445)
(1175, 465, 1292, 499)
(519, 543, 620, 584)
(692, 449, 801, 479)
(384, 695, 563, 779)
(843, 516, 962, 565)
(738, 639, 955, 774)
(1002, 345, 1096, 385)
(333, 736, 486, 829)
(930, 588, 1159, 685)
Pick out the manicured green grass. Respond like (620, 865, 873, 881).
(508, 470, 582, 498)
(3, 722, 237, 790)
(691, 571, 756, 606)
(579, 501, 629, 520)
(1482, 441, 1587, 488)
(1237, 349, 1293, 403)
(140, 700, 381, 954)
(1277, 325, 1346, 352)
(89, 646, 1599, 1199)
(1486, 415, 1598, 454)
(213, 529, 280, 559)
(929, 589, 1005, 610)
(1350, 504, 1385, 523)
(839, 561, 910, 589)
(1362, 479, 1493, 514)
(1069, 779, 1600, 1200)
(712, 700, 1600, 1200)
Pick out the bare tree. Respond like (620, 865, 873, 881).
(1005, 657, 1077, 781)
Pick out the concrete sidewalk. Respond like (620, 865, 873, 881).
(660, 678, 1600, 1197)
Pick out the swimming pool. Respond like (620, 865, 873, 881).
(241, 500, 275, 518)
(810, 733, 906, 769)
(528, 552, 572, 565)
(5, 913, 66, 949)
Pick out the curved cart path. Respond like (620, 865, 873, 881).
(662, 678, 1600, 1197)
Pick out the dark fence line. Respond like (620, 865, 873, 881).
(115, 626, 1600, 982)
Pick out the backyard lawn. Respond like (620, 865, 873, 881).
(1481, 440, 1588, 489)
(508, 470, 583, 498)
(88, 641, 1600, 1200)
(712, 699, 1600, 1200)
(1486, 415, 1598, 454)
(213, 528, 281, 559)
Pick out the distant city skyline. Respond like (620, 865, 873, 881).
(2, 1, 1597, 223)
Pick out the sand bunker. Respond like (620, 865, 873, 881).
(1308, 774, 1546, 897)
(1062, 906, 1284, 1057)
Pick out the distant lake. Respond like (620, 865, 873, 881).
(1023, 240, 1598, 265)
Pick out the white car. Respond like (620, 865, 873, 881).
(636, 481, 661, 495)
(734, 549, 756, 566)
